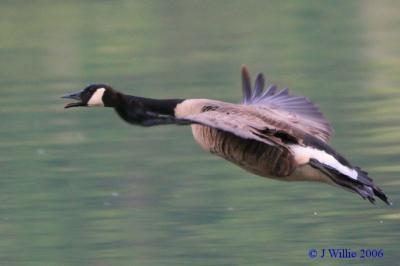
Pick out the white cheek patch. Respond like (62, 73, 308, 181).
(87, 88, 105, 106)
(290, 145, 358, 180)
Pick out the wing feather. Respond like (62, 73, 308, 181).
(180, 107, 284, 147)
(252, 73, 265, 98)
(241, 66, 332, 142)
(241, 66, 252, 104)
(177, 102, 307, 147)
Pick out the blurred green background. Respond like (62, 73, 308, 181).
(1, 1, 399, 265)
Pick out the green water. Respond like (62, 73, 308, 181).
(1, 1, 399, 265)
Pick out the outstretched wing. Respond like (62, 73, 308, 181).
(241, 66, 332, 142)
(176, 100, 307, 147)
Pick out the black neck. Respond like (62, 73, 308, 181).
(128, 96, 183, 116)
(114, 93, 185, 126)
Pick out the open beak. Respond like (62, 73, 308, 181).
(62, 90, 85, 108)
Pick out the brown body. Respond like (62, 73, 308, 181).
(192, 124, 295, 178)
(191, 124, 333, 184)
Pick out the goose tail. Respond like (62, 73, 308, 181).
(309, 158, 391, 205)
(352, 167, 392, 205)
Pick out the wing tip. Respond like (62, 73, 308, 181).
(241, 65, 251, 85)
(241, 64, 250, 76)
(241, 65, 252, 103)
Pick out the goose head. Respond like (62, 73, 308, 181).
(62, 84, 116, 108)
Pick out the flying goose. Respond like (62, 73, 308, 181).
(62, 66, 390, 205)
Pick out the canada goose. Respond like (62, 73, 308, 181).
(62, 66, 390, 205)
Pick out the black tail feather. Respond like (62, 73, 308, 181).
(373, 187, 392, 205)
(309, 159, 391, 205)
(355, 167, 391, 205)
